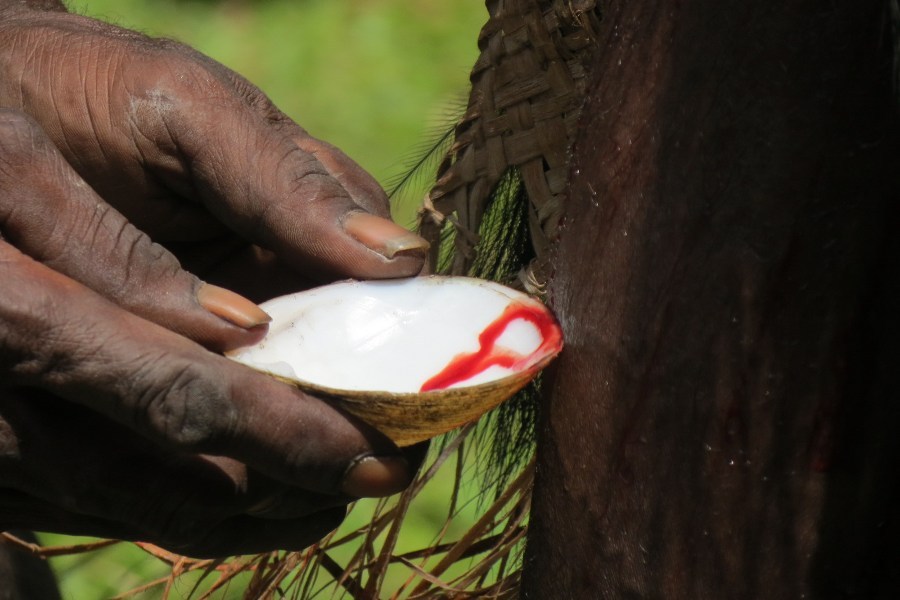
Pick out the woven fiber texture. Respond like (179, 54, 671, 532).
(419, 0, 601, 283)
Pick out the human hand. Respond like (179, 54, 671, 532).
(0, 2, 428, 557)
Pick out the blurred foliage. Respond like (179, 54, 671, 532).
(69, 0, 484, 226)
(36, 0, 487, 597)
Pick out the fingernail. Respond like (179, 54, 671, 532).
(343, 212, 430, 259)
(341, 455, 411, 498)
(197, 283, 272, 329)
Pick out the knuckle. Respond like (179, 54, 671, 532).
(287, 163, 342, 208)
(131, 44, 229, 109)
(126, 50, 239, 147)
(0, 270, 82, 384)
(102, 216, 186, 300)
(225, 72, 283, 121)
(153, 38, 267, 109)
(128, 357, 238, 451)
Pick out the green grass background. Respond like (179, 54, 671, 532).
(36, 0, 487, 597)
(76, 0, 482, 225)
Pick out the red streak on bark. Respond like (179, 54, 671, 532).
(420, 301, 562, 392)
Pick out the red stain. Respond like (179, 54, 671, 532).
(420, 301, 563, 392)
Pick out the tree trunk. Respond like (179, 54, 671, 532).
(523, 1, 899, 598)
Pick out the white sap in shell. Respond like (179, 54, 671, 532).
(228, 276, 561, 393)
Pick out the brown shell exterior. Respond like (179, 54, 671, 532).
(270, 354, 555, 447)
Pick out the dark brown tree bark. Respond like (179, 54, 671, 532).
(524, 1, 899, 598)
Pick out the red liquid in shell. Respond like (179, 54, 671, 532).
(420, 301, 562, 392)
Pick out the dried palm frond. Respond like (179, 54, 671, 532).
(14, 425, 532, 599)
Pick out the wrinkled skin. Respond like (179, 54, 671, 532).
(0, 1, 428, 559)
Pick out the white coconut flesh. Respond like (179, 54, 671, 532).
(227, 276, 563, 394)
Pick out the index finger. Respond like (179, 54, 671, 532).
(128, 57, 429, 280)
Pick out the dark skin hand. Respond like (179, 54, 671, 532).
(0, 1, 430, 557)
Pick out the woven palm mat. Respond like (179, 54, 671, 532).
(419, 0, 601, 288)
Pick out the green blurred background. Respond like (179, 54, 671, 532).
(35, 0, 487, 597)
(74, 0, 483, 226)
